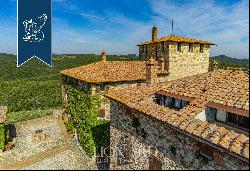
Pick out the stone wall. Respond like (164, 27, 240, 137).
(139, 42, 210, 81)
(109, 100, 249, 170)
(167, 42, 209, 80)
(61, 75, 147, 119)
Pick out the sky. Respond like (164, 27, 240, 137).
(0, 0, 249, 58)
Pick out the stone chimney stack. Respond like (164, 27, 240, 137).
(158, 57, 165, 72)
(146, 57, 158, 84)
(152, 26, 158, 42)
(102, 51, 107, 62)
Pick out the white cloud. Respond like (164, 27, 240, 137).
(148, 0, 249, 58)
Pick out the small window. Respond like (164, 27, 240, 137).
(96, 86, 101, 93)
(105, 85, 110, 92)
(238, 115, 249, 129)
(198, 142, 214, 159)
(227, 112, 238, 124)
(99, 109, 106, 118)
(189, 43, 193, 52)
(98, 84, 105, 91)
(177, 43, 181, 52)
(153, 98, 161, 105)
(162, 42, 165, 51)
(200, 44, 204, 53)
(227, 112, 249, 130)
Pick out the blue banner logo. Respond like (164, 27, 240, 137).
(17, 0, 52, 67)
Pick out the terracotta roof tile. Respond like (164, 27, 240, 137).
(138, 35, 215, 45)
(242, 144, 249, 158)
(105, 68, 249, 159)
(61, 61, 146, 83)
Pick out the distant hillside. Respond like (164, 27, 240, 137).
(0, 53, 139, 112)
(210, 55, 249, 69)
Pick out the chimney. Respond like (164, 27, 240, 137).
(102, 50, 107, 62)
(152, 26, 158, 42)
(158, 57, 165, 72)
(146, 57, 158, 84)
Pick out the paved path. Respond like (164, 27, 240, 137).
(0, 115, 97, 170)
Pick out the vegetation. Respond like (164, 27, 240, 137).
(209, 55, 249, 70)
(0, 53, 137, 113)
(65, 84, 109, 157)
(0, 123, 9, 150)
(5, 109, 53, 124)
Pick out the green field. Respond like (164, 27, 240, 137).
(0, 53, 136, 114)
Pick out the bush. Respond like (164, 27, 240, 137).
(5, 109, 53, 124)
(0, 124, 7, 150)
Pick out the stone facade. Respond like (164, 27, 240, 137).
(139, 41, 210, 81)
(139, 26, 211, 81)
(61, 75, 146, 119)
(109, 100, 249, 170)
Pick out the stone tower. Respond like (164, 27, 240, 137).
(138, 26, 215, 82)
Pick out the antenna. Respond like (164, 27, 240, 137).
(171, 19, 174, 35)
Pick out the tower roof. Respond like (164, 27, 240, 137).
(138, 35, 216, 46)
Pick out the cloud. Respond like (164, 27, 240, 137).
(54, 0, 248, 58)
(148, 0, 249, 58)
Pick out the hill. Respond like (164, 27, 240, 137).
(210, 55, 249, 69)
(0, 54, 138, 112)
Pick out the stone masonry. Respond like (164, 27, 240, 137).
(139, 27, 212, 81)
(109, 100, 249, 170)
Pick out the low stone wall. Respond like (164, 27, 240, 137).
(109, 100, 248, 170)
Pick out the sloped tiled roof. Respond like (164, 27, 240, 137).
(60, 61, 146, 83)
(138, 35, 215, 46)
(105, 68, 249, 159)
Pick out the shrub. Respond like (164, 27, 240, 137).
(0, 124, 6, 150)
(6, 109, 53, 124)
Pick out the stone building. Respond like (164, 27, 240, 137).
(60, 26, 215, 118)
(60, 26, 249, 169)
(60, 51, 147, 119)
(138, 26, 215, 81)
(105, 68, 249, 170)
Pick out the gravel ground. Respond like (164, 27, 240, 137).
(0, 115, 97, 170)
